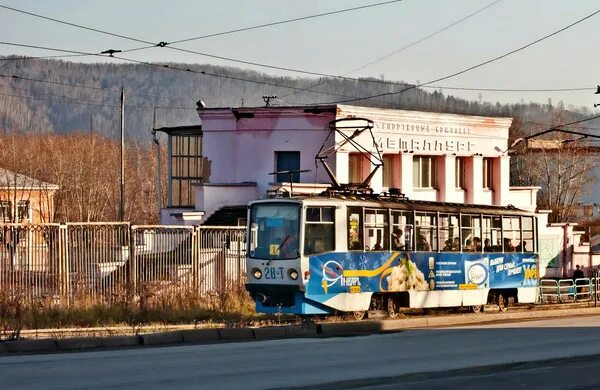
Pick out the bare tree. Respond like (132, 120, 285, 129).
(0, 132, 166, 224)
(510, 107, 600, 223)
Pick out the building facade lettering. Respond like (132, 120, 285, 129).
(376, 137, 475, 153)
(373, 121, 472, 136)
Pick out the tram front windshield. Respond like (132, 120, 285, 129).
(249, 203, 300, 260)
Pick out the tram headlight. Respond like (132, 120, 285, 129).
(252, 268, 262, 279)
(288, 269, 299, 280)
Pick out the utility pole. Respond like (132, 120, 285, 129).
(120, 87, 125, 221)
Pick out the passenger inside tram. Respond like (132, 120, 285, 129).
(417, 234, 431, 251)
(473, 237, 482, 252)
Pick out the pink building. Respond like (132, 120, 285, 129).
(159, 104, 591, 277)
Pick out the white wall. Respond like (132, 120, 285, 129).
(196, 183, 258, 218)
(199, 108, 335, 194)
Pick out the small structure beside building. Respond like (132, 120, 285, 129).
(0, 167, 59, 223)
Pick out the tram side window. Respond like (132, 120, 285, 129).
(439, 214, 459, 252)
(348, 207, 362, 250)
(520, 216, 535, 253)
(304, 207, 335, 256)
(461, 214, 482, 252)
(364, 209, 389, 251)
(502, 216, 521, 252)
(482, 215, 502, 252)
(415, 212, 437, 251)
(391, 211, 413, 251)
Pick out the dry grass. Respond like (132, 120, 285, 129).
(0, 282, 267, 340)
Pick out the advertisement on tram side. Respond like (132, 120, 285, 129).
(306, 251, 537, 300)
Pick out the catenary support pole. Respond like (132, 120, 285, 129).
(120, 87, 125, 221)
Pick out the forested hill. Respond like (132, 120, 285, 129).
(0, 57, 597, 140)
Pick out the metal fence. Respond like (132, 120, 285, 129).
(0, 223, 247, 304)
(539, 278, 599, 303)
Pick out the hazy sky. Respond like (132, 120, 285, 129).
(1, 0, 599, 110)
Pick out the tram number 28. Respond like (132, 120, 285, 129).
(264, 266, 284, 280)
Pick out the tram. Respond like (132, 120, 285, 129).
(245, 193, 539, 318)
(245, 117, 538, 318)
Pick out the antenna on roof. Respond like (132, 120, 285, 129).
(262, 95, 277, 107)
(268, 169, 311, 197)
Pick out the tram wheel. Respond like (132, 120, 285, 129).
(471, 305, 483, 314)
(351, 310, 366, 321)
(387, 296, 400, 319)
(497, 293, 509, 313)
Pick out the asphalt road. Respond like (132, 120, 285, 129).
(2, 315, 600, 389)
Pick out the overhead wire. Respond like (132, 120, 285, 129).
(0, 86, 195, 110)
(0, 0, 408, 77)
(0, 53, 93, 61)
(319, 7, 600, 105)
(1, 4, 596, 96)
(0, 73, 197, 102)
(0, 41, 366, 100)
(282, 0, 504, 98)
(1, 39, 594, 111)
(423, 85, 594, 93)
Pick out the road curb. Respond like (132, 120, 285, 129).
(319, 321, 382, 336)
(56, 337, 104, 351)
(180, 329, 221, 344)
(101, 335, 142, 348)
(3, 306, 600, 356)
(218, 327, 254, 342)
(142, 331, 184, 346)
(285, 324, 319, 338)
(253, 326, 287, 340)
(3, 339, 58, 354)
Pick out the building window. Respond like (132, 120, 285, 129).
(348, 153, 363, 183)
(413, 156, 436, 189)
(455, 157, 465, 189)
(170, 135, 202, 207)
(0, 201, 11, 222)
(17, 200, 29, 221)
(275, 151, 300, 183)
(382, 155, 395, 188)
(483, 158, 493, 189)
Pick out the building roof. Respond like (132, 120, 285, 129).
(154, 125, 202, 136)
(0, 168, 59, 190)
(196, 104, 513, 127)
